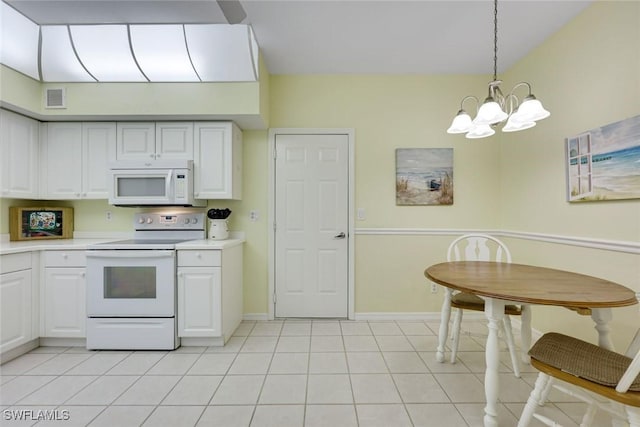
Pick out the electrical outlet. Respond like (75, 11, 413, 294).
(431, 282, 438, 293)
(105, 211, 112, 222)
(357, 208, 366, 221)
(249, 210, 259, 222)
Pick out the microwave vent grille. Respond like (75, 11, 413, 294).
(45, 88, 66, 109)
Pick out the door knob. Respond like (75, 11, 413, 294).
(333, 232, 346, 239)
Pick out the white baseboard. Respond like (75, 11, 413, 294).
(354, 312, 448, 321)
(243, 313, 269, 321)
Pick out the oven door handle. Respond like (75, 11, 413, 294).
(86, 251, 175, 259)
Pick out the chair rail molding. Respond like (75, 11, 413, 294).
(354, 228, 640, 255)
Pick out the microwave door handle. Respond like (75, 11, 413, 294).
(166, 170, 173, 198)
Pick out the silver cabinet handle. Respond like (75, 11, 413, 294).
(334, 232, 346, 239)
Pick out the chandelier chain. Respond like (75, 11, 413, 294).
(493, 0, 498, 81)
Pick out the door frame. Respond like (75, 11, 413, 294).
(267, 128, 355, 320)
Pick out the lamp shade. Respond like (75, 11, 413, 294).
(514, 96, 550, 122)
(465, 124, 495, 139)
(447, 110, 473, 134)
(473, 97, 508, 125)
(502, 115, 536, 132)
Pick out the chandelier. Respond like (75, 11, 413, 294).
(447, 0, 550, 139)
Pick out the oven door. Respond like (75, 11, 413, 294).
(86, 250, 175, 317)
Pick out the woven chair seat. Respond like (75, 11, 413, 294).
(529, 332, 640, 391)
(451, 292, 522, 316)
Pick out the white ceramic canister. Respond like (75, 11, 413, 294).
(208, 219, 229, 240)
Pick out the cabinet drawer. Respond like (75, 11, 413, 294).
(178, 250, 221, 267)
(0, 252, 31, 274)
(44, 251, 87, 267)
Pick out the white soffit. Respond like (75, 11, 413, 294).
(70, 25, 146, 82)
(1, 2, 39, 79)
(185, 24, 258, 82)
(40, 26, 94, 82)
(0, 1, 259, 83)
(130, 25, 199, 82)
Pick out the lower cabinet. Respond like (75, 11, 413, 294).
(42, 251, 86, 338)
(178, 266, 222, 336)
(0, 253, 34, 356)
(43, 267, 86, 338)
(177, 245, 243, 345)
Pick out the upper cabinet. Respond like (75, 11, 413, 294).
(0, 110, 40, 199)
(193, 122, 242, 200)
(116, 122, 193, 161)
(1, 112, 242, 201)
(41, 122, 115, 199)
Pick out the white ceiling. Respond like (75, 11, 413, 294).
(4, 0, 593, 75)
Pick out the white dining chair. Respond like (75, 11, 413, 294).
(519, 330, 640, 427)
(435, 233, 530, 378)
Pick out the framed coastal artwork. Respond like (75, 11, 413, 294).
(565, 115, 640, 202)
(396, 148, 453, 205)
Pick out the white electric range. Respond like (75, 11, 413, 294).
(85, 211, 205, 350)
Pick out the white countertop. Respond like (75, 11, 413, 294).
(1, 237, 244, 255)
(0, 238, 116, 255)
(175, 238, 244, 250)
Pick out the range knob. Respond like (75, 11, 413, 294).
(138, 217, 145, 224)
(184, 218, 191, 224)
(192, 218, 198, 224)
(146, 217, 153, 224)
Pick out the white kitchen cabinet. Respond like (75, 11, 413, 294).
(116, 122, 155, 160)
(156, 122, 194, 160)
(117, 122, 193, 161)
(193, 122, 242, 200)
(0, 109, 40, 199)
(177, 245, 242, 345)
(0, 253, 33, 355)
(82, 123, 116, 198)
(42, 251, 86, 338)
(42, 122, 115, 199)
(178, 266, 222, 337)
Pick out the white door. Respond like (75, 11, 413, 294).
(274, 134, 349, 318)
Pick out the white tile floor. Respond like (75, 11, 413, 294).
(0, 320, 607, 426)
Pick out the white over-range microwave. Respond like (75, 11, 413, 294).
(108, 159, 205, 207)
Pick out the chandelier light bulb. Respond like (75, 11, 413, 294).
(465, 124, 495, 139)
(502, 115, 536, 132)
(447, 110, 474, 134)
(473, 97, 508, 126)
(514, 95, 550, 123)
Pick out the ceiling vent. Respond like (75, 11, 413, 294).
(45, 88, 66, 109)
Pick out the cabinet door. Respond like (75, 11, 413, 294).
(177, 267, 221, 337)
(116, 122, 156, 160)
(156, 122, 193, 160)
(43, 123, 83, 199)
(82, 123, 115, 198)
(0, 110, 39, 199)
(194, 122, 242, 199)
(43, 268, 86, 338)
(0, 270, 32, 353)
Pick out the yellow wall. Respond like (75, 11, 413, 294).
(496, 0, 640, 348)
(1, 1, 638, 348)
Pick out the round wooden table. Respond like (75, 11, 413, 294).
(425, 261, 637, 427)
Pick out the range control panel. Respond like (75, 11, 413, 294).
(133, 212, 205, 230)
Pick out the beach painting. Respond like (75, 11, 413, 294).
(566, 115, 640, 202)
(396, 148, 453, 205)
